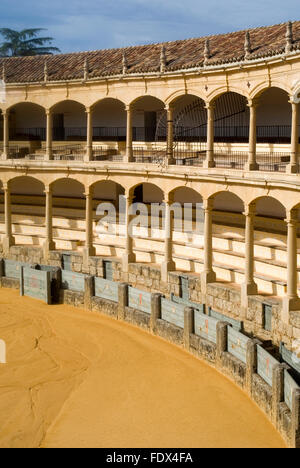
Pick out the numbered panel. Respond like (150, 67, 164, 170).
(227, 327, 250, 364)
(4, 260, 29, 279)
(284, 370, 299, 411)
(161, 298, 185, 328)
(194, 310, 218, 344)
(128, 287, 152, 314)
(257, 345, 279, 387)
(61, 270, 85, 292)
(22, 267, 51, 303)
(95, 277, 118, 303)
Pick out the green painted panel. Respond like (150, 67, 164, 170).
(95, 277, 118, 302)
(22, 267, 51, 304)
(227, 327, 250, 364)
(128, 287, 151, 314)
(280, 343, 300, 375)
(257, 345, 279, 387)
(161, 298, 185, 328)
(208, 308, 242, 331)
(194, 310, 218, 344)
(61, 270, 85, 292)
(171, 293, 205, 313)
(284, 369, 299, 411)
(4, 260, 29, 279)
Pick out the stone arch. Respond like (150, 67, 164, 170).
(129, 182, 164, 204)
(9, 175, 45, 194)
(250, 196, 286, 220)
(209, 191, 245, 213)
(169, 186, 203, 204)
(165, 89, 207, 107)
(251, 82, 291, 100)
(5, 102, 47, 142)
(90, 180, 125, 201)
(208, 86, 249, 103)
(90, 98, 127, 141)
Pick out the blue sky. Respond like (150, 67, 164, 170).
(1, 0, 299, 53)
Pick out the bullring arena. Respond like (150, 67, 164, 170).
(1, 21, 300, 448)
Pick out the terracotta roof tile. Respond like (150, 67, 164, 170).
(1, 21, 300, 83)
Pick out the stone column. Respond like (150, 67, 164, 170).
(43, 186, 55, 259)
(122, 194, 136, 272)
(46, 109, 53, 161)
(85, 107, 93, 162)
(2, 110, 9, 159)
(283, 208, 300, 322)
(166, 107, 175, 165)
(83, 187, 96, 265)
(245, 99, 259, 171)
(125, 105, 133, 162)
(3, 184, 15, 253)
(161, 197, 175, 282)
(242, 203, 258, 306)
(203, 102, 215, 168)
(201, 198, 216, 292)
(288, 99, 299, 174)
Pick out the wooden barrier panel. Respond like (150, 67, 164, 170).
(161, 298, 185, 328)
(128, 287, 152, 314)
(4, 260, 29, 279)
(280, 343, 300, 375)
(257, 345, 280, 387)
(227, 327, 250, 364)
(194, 310, 218, 344)
(21, 267, 51, 304)
(61, 270, 86, 292)
(95, 277, 118, 303)
(208, 307, 242, 331)
(284, 369, 299, 411)
(171, 294, 205, 313)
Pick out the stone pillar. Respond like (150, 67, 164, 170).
(242, 203, 258, 306)
(118, 283, 128, 320)
(43, 187, 55, 259)
(85, 107, 93, 162)
(246, 338, 261, 396)
(203, 103, 215, 168)
(83, 187, 96, 266)
(245, 99, 259, 171)
(272, 363, 287, 428)
(291, 388, 300, 449)
(184, 307, 194, 350)
(166, 107, 175, 165)
(150, 293, 162, 333)
(216, 321, 228, 367)
(288, 100, 299, 174)
(201, 199, 216, 292)
(283, 209, 300, 322)
(46, 109, 53, 161)
(125, 105, 133, 162)
(2, 110, 9, 159)
(161, 197, 175, 282)
(84, 275, 95, 310)
(3, 184, 15, 253)
(122, 194, 136, 272)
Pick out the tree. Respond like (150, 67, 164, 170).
(0, 28, 60, 57)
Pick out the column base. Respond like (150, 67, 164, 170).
(3, 235, 15, 254)
(282, 296, 300, 324)
(83, 246, 96, 266)
(201, 270, 216, 292)
(287, 163, 298, 174)
(161, 260, 176, 282)
(244, 162, 259, 171)
(122, 252, 136, 273)
(241, 282, 258, 307)
(203, 160, 215, 169)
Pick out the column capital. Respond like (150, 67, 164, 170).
(203, 198, 214, 211)
(3, 183, 9, 191)
(163, 193, 174, 205)
(205, 101, 215, 110)
(289, 96, 299, 106)
(244, 203, 256, 217)
(44, 185, 52, 195)
(125, 104, 132, 112)
(85, 106, 93, 114)
(165, 105, 174, 112)
(2, 109, 9, 117)
(247, 98, 259, 108)
(45, 108, 52, 116)
(286, 208, 298, 225)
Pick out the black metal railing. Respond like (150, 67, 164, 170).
(133, 147, 166, 164)
(214, 151, 249, 170)
(52, 144, 86, 161)
(92, 146, 123, 162)
(256, 153, 290, 172)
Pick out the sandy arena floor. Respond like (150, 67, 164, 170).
(0, 288, 286, 448)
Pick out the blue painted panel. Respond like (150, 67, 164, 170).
(228, 327, 250, 364)
(208, 308, 242, 331)
(95, 277, 118, 303)
(257, 345, 279, 387)
(171, 294, 205, 313)
(284, 369, 299, 411)
(280, 343, 300, 375)
(22, 267, 50, 303)
(61, 270, 85, 292)
(4, 260, 29, 279)
(128, 287, 151, 314)
(161, 298, 185, 328)
(194, 310, 218, 344)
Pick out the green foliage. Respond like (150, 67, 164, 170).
(0, 28, 60, 57)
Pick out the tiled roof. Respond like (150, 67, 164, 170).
(1, 21, 300, 83)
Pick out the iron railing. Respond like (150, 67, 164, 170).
(256, 153, 290, 172)
(133, 147, 166, 164)
(52, 144, 86, 161)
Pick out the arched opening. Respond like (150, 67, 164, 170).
(90, 180, 125, 258)
(51, 100, 86, 141)
(51, 178, 85, 251)
(168, 94, 207, 165)
(213, 92, 249, 168)
(92, 98, 126, 141)
(9, 176, 45, 247)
